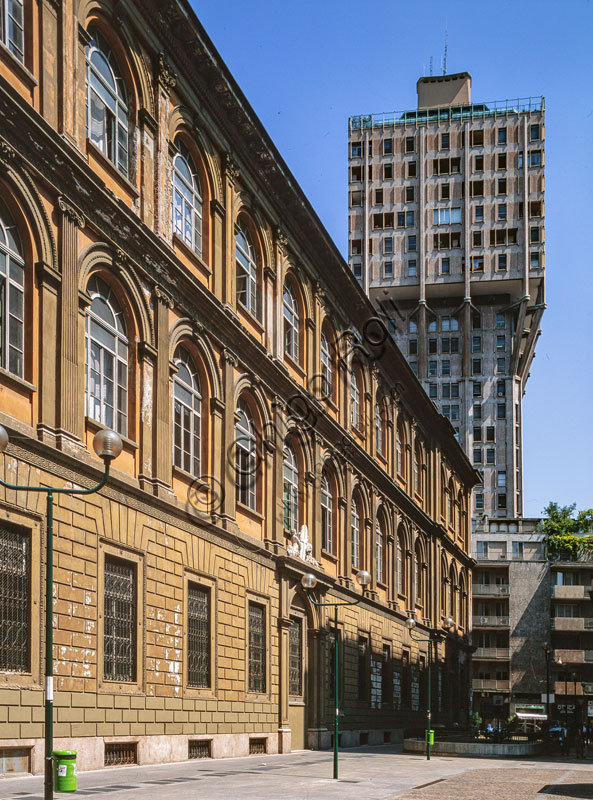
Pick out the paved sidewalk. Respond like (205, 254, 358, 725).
(1, 746, 593, 800)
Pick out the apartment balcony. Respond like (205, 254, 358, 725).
(554, 649, 593, 664)
(472, 584, 510, 597)
(554, 681, 588, 697)
(472, 553, 509, 562)
(473, 648, 511, 660)
(552, 585, 590, 600)
(472, 679, 511, 692)
(551, 617, 593, 631)
(473, 615, 510, 627)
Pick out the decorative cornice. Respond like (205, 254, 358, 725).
(57, 195, 85, 228)
(275, 226, 288, 252)
(157, 53, 177, 93)
(154, 285, 174, 309)
(221, 347, 238, 367)
(0, 139, 17, 162)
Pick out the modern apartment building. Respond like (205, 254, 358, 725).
(348, 72, 545, 519)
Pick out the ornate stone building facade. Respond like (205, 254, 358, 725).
(0, 0, 476, 773)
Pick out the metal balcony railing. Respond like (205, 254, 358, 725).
(473, 615, 510, 627)
(472, 678, 511, 691)
(473, 648, 510, 660)
(551, 617, 593, 631)
(472, 584, 510, 596)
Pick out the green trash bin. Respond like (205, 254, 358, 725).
(425, 729, 434, 745)
(53, 750, 77, 793)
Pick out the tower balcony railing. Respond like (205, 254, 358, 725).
(472, 678, 511, 691)
(473, 647, 511, 660)
(552, 585, 589, 599)
(551, 617, 593, 631)
(472, 615, 510, 627)
(472, 584, 510, 596)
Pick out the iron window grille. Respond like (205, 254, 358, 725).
(288, 617, 302, 697)
(248, 602, 266, 693)
(187, 584, 210, 688)
(104, 557, 136, 682)
(0, 526, 30, 673)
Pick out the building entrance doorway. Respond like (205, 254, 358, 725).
(288, 600, 308, 750)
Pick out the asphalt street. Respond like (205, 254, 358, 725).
(1, 746, 593, 800)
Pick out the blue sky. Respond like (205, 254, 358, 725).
(193, 0, 593, 518)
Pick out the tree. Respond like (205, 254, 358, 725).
(539, 502, 593, 559)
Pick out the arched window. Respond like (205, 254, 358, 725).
(2, 0, 24, 62)
(351, 496, 360, 569)
(457, 491, 463, 536)
(440, 558, 448, 617)
(396, 420, 405, 477)
(414, 446, 420, 495)
(459, 573, 467, 629)
(320, 471, 333, 553)
(415, 545, 424, 607)
(236, 223, 258, 317)
(85, 276, 128, 435)
(235, 400, 257, 510)
(320, 331, 333, 399)
(0, 198, 24, 377)
(172, 345, 202, 477)
(172, 141, 202, 257)
(283, 442, 299, 532)
(449, 566, 457, 623)
(350, 371, 360, 429)
(396, 531, 405, 595)
(86, 31, 129, 176)
(283, 281, 299, 361)
(448, 479, 455, 526)
(376, 513, 386, 584)
(375, 400, 385, 456)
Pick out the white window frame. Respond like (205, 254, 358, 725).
(320, 331, 332, 398)
(236, 224, 258, 317)
(350, 371, 360, 429)
(351, 499, 360, 569)
(283, 282, 299, 361)
(172, 346, 202, 477)
(2, 0, 24, 61)
(236, 400, 257, 510)
(283, 442, 299, 533)
(0, 199, 25, 377)
(172, 142, 203, 257)
(321, 472, 333, 553)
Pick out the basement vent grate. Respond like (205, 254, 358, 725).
(249, 738, 267, 755)
(189, 740, 211, 759)
(104, 742, 137, 766)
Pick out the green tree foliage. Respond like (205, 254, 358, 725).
(539, 502, 593, 559)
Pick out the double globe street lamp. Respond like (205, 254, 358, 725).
(0, 425, 123, 800)
(300, 569, 371, 780)
(405, 615, 455, 761)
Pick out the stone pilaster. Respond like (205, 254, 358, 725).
(57, 196, 85, 450)
(152, 286, 174, 496)
(137, 341, 157, 490)
(219, 347, 237, 525)
(35, 261, 61, 444)
(223, 154, 239, 309)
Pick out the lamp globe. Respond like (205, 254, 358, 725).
(93, 429, 123, 463)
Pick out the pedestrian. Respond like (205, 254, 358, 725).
(562, 725, 569, 756)
(575, 728, 585, 759)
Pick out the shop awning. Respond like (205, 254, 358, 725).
(516, 712, 547, 720)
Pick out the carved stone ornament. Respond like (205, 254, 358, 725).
(275, 226, 288, 251)
(223, 153, 239, 183)
(157, 53, 177, 93)
(272, 395, 286, 412)
(154, 285, 174, 309)
(286, 524, 320, 567)
(221, 347, 238, 367)
(57, 196, 85, 228)
(0, 140, 16, 162)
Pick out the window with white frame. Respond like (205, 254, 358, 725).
(0, 198, 24, 378)
(375, 521, 384, 584)
(1, 0, 24, 61)
(172, 346, 202, 477)
(350, 371, 361, 429)
(351, 498, 360, 569)
(283, 442, 299, 533)
(235, 400, 257, 510)
(283, 282, 299, 361)
(172, 141, 202, 257)
(321, 472, 333, 552)
(85, 276, 128, 435)
(375, 401, 383, 455)
(397, 535, 404, 594)
(320, 331, 332, 398)
(86, 31, 129, 176)
(432, 207, 461, 225)
(236, 224, 258, 317)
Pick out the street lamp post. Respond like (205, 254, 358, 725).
(543, 644, 551, 722)
(0, 425, 123, 800)
(300, 569, 371, 780)
(405, 616, 455, 761)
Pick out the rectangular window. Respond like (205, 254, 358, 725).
(0, 527, 30, 673)
(474, 155, 484, 172)
(428, 361, 437, 376)
(486, 448, 495, 464)
(529, 150, 542, 167)
(350, 191, 362, 207)
(441, 133, 450, 149)
(429, 383, 437, 399)
(530, 124, 541, 141)
(434, 232, 461, 249)
(350, 166, 363, 182)
(473, 403, 482, 420)
(497, 357, 505, 374)
(497, 204, 507, 221)
(104, 557, 136, 682)
(187, 584, 210, 688)
(471, 180, 484, 197)
(497, 179, 507, 195)
(473, 426, 482, 442)
(409, 362, 418, 376)
(496, 313, 505, 328)
(496, 335, 505, 351)
(428, 338, 437, 355)
(358, 636, 368, 700)
(350, 239, 362, 256)
(440, 183, 450, 201)
(530, 226, 541, 243)
(352, 263, 362, 281)
(408, 161, 417, 177)
(530, 252, 541, 268)
(405, 185, 415, 202)
(450, 404, 459, 420)
(405, 136, 414, 153)
(441, 360, 450, 376)
(497, 127, 507, 144)
(469, 129, 484, 147)
(409, 339, 417, 355)
(433, 207, 461, 225)
(497, 403, 506, 419)
(471, 256, 484, 272)
(406, 210, 415, 227)
(248, 602, 266, 693)
(497, 493, 507, 510)
(384, 163, 393, 180)
(529, 201, 543, 218)
(351, 142, 362, 158)
(497, 471, 507, 488)
(383, 138, 393, 155)
(475, 493, 484, 511)
(473, 448, 482, 464)
(408, 235, 417, 252)
(397, 211, 405, 227)
(497, 253, 507, 271)
(472, 336, 482, 352)
(441, 257, 450, 274)
(473, 382, 482, 397)
(486, 426, 495, 442)
(383, 236, 393, 254)
(374, 189, 384, 205)
(497, 380, 506, 397)
(407, 259, 417, 277)
(474, 205, 484, 222)
(472, 230, 483, 247)
(432, 157, 461, 175)
(383, 261, 393, 278)
(497, 153, 507, 170)
(442, 384, 450, 399)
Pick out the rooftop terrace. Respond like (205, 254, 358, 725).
(349, 96, 544, 130)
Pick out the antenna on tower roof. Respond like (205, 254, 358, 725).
(443, 25, 448, 75)
(430, 56, 433, 76)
